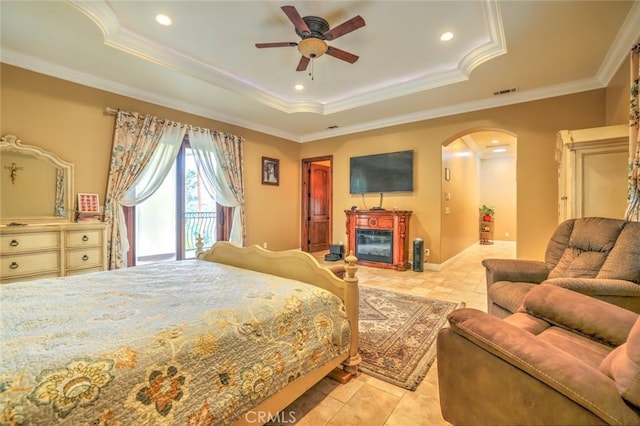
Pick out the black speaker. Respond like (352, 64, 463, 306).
(329, 244, 344, 259)
(325, 244, 344, 262)
(413, 238, 424, 272)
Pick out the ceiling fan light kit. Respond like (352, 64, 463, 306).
(255, 5, 365, 73)
(298, 37, 328, 58)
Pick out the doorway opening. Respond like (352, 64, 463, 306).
(301, 156, 333, 253)
(441, 130, 517, 262)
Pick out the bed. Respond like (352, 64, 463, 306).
(0, 242, 360, 425)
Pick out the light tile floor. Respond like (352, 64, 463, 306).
(277, 241, 516, 425)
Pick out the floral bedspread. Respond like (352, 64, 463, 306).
(0, 260, 350, 425)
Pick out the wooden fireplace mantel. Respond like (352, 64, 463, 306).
(345, 209, 412, 271)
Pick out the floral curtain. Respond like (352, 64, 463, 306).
(104, 111, 175, 269)
(188, 127, 246, 245)
(120, 123, 186, 205)
(625, 43, 640, 221)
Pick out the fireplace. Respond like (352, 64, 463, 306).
(355, 229, 393, 264)
(345, 209, 412, 271)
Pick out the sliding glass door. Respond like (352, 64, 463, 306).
(127, 142, 227, 266)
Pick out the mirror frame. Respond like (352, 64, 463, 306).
(1, 134, 75, 225)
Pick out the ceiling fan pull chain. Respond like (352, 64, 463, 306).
(310, 58, 314, 81)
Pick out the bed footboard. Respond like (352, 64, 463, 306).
(198, 241, 361, 373)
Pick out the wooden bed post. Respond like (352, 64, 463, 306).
(342, 251, 362, 375)
(195, 234, 204, 258)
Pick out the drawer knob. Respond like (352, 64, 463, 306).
(82, 255, 89, 261)
(9, 239, 19, 247)
(82, 235, 89, 242)
(9, 261, 19, 270)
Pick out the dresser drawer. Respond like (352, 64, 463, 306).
(66, 267, 103, 276)
(1, 252, 60, 277)
(1, 232, 59, 253)
(66, 247, 103, 269)
(66, 229, 103, 248)
(1, 271, 60, 284)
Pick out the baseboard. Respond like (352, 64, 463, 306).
(423, 240, 515, 271)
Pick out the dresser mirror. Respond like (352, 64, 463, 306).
(1, 134, 74, 225)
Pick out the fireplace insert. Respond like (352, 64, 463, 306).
(355, 229, 393, 264)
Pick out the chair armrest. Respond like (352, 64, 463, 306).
(446, 308, 639, 424)
(482, 258, 549, 286)
(544, 277, 640, 297)
(521, 284, 638, 346)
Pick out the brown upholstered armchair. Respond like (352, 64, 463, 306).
(484, 217, 640, 318)
(437, 284, 640, 425)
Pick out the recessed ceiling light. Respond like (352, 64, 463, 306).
(493, 148, 507, 153)
(491, 139, 500, 144)
(155, 14, 172, 26)
(294, 84, 304, 91)
(440, 32, 454, 42)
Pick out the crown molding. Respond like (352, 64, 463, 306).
(1, 49, 299, 142)
(0, 46, 609, 145)
(299, 76, 604, 142)
(67, 0, 506, 116)
(596, 0, 640, 85)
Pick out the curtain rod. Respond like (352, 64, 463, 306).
(105, 107, 118, 116)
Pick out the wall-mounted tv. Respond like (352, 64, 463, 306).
(350, 150, 414, 194)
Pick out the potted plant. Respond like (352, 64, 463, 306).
(480, 205, 495, 222)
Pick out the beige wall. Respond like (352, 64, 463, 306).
(480, 156, 517, 241)
(301, 91, 608, 262)
(0, 64, 301, 250)
(2, 61, 629, 262)
(606, 56, 630, 125)
(441, 139, 480, 261)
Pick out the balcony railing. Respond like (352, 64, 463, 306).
(183, 211, 217, 254)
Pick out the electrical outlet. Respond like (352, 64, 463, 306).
(424, 248, 430, 256)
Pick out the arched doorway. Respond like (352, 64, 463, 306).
(441, 129, 517, 261)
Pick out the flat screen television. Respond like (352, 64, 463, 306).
(350, 150, 414, 194)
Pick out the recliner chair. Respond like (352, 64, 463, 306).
(483, 217, 640, 318)
(437, 284, 640, 425)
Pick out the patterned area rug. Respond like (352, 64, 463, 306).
(358, 286, 464, 390)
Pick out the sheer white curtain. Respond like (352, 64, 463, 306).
(121, 124, 186, 205)
(188, 127, 246, 245)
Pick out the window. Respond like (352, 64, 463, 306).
(125, 140, 230, 266)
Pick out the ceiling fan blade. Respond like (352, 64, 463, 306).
(296, 56, 310, 71)
(255, 42, 298, 48)
(326, 46, 359, 64)
(281, 5, 311, 36)
(323, 15, 365, 41)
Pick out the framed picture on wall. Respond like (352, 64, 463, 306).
(262, 157, 279, 186)
(78, 193, 100, 213)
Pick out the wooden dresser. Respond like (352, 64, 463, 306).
(0, 222, 107, 283)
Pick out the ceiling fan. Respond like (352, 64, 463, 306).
(255, 5, 365, 72)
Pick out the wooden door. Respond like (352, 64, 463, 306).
(301, 157, 332, 252)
